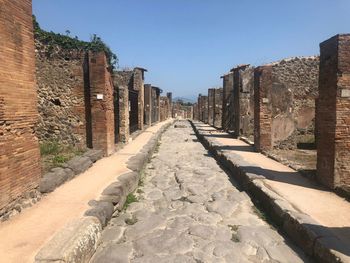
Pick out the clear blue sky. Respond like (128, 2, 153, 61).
(33, 0, 350, 100)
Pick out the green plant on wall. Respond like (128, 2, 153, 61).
(33, 15, 118, 69)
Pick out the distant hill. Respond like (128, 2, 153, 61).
(173, 97, 196, 104)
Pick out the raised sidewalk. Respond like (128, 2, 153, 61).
(0, 120, 171, 263)
(192, 121, 350, 263)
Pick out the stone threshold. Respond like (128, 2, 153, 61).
(34, 120, 173, 263)
(191, 121, 350, 263)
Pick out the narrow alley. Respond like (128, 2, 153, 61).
(90, 121, 308, 263)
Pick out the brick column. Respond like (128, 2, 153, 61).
(134, 68, 146, 130)
(208, 89, 215, 126)
(119, 86, 129, 143)
(167, 92, 172, 118)
(221, 73, 234, 131)
(214, 88, 223, 128)
(89, 52, 115, 156)
(317, 34, 350, 189)
(0, 0, 41, 212)
(254, 66, 273, 152)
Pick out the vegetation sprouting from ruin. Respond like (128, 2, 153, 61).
(33, 15, 118, 69)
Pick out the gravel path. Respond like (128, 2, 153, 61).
(90, 121, 308, 263)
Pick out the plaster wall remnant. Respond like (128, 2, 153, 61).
(317, 34, 350, 191)
(254, 57, 319, 152)
(0, 0, 41, 215)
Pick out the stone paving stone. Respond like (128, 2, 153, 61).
(91, 121, 309, 262)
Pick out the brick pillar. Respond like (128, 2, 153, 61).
(221, 74, 233, 131)
(254, 66, 273, 152)
(208, 89, 215, 126)
(167, 92, 172, 118)
(317, 34, 350, 189)
(232, 68, 241, 137)
(197, 95, 202, 121)
(89, 52, 115, 156)
(0, 0, 41, 211)
(144, 84, 152, 125)
(119, 86, 129, 142)
(156, 89, 161, 122)
(214, 88, 223, 128)
(134, 68, 146, 130)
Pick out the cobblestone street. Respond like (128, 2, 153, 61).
(90, 121, 308, 263)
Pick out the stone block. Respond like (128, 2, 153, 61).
(35, 217, 101, 263)
(39, 168, 74, 193)
(65, 156, 93, 175)
(83, 150, 103, 163)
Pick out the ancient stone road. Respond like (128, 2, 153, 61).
(90, 121, 308, 263)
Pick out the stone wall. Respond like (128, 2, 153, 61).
(113, 68, 146, 141)
(35, 42, 87, 148)
(0, 0, 41, 213)
(214, 88, 223, 128)
(208, 89, 215, 126)
(221, 73, 234, 131)
(254, 57, 319, 151)
(232, 65, 255, 139)
(317, 34, 350, 190)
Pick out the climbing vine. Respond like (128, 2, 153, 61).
(33, 15, 118, 69)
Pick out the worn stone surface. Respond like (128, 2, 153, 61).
(92, 121, 307, 262)
(35, 217, 101, 263)
(39, 167, 74, 193)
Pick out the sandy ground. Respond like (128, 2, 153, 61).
(0, 120, 170, 263)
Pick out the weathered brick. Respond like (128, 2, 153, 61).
(0, 0, 41, 212)
(317, 34, 350, 189)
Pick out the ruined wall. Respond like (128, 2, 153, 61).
(254, 57, 319, 151)
(317, 34, 350, 190)
(232, 65, 255, 139)
(200, 96, 208, 123)
(0, 0, 41, 213)
(133, 68, 146, 130)
(160, 96, 170, 122)
(193, 103, 199, 120)
(89, 52, 115, 156)
(113, 71, 132, 142)
(144, 84, 152, 126)
(221, 73, 234, 131)
(166, 92, 172, 118)
(208, 89, 215, 126)
(214, 88, 223, 128)
(35, 41, 87, 147)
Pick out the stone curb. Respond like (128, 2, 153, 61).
(39, 149, 104, 194)
(190, 121, 349, 263)
(35, 121, 173, 263)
